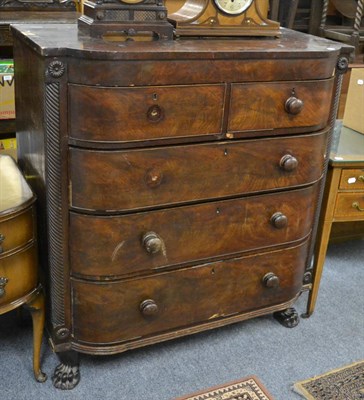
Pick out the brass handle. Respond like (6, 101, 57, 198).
(0, 277, 9, 298)
(140, 299, 159, 316)
(352, 202, 364, 212)
(271, 212, 288, 229)
(142, 232, 163, 254)
(262, 273, 280, 289)
(359, 175, 364, 183)
(280, 154, 298, 172)
(285, 96, 304, 115)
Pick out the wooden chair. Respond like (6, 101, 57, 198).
(320, 0, 364, 54)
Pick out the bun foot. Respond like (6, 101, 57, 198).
(273, 307, 299, 328)
(52, 363, 80, 390)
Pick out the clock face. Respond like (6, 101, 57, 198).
(213, 0, 254, 15)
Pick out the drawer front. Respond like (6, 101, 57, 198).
(0, 208, 34, 256)
(339, 169, 364, 190)
(229, 79, 334, 133)
(72, 241, 307, 344)
(70, 185, 318, 278)
(69, 84, 225, 143)
(70, 131, 327, 212)
(0, 245, 38, 306)
(335, 193, 364, 220)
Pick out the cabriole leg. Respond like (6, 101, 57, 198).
(24, 288, 47, 383)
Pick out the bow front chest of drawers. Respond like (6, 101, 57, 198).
(11, 23, 350, 389)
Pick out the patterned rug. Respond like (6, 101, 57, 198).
(174, 376, 274, 400)
(293, 360, 364, 399)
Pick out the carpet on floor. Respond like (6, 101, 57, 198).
(174, 376, 274, 400)
(293, 360, 364, 399)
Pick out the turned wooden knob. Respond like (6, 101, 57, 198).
(262, 273, 280, 288)
(142, 232, 163, 254)
(140, 299, 159, 316)
(147, 105, 163, 122)
(280, 154, 298, 172)
(271, 212, 288, 229)
(285, 96, 304, 115)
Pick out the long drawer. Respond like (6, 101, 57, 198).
(70, 185, 318, 278)
(228, 79, 334, 133)
(71, 241, 308, 344)
(70, 131, 327, 212)
(69, 84, 225, 143)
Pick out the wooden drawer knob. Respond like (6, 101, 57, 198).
(140, 299, 159, 316)
(0, 277, 9, 298)
(142, 232, 163, 254)
(285, 96, 304, 115)
(145, 168, 163, 188)
(147, 105, 163, 122)
(262, 273, 280, 289)
(280, 154, 298, 172)
(270, 212, 288, 229)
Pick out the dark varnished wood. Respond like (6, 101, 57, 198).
(10, 23, 351, 384)
(67, 58, 338, 87)
(71, 241, 308, 345)
(70, 132, 328, 212)
(10, 24, 347, 60)
(69, 84, 226, 143)
(70, 185, 318, 278)
(229, 79, 334, 133)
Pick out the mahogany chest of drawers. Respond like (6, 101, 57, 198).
(11, 23, 350, 389)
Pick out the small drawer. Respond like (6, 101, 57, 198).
(71, 241, 307, 344)
(69, 131, 327, 212)
(228, 79, 334, 133)
(0, 245, 38, 306)
(334, 193, 364, 220)
(0, 207, 35, 256)
(70, 185, 319, 278)
(339, 169, 364, 190)
(69, 84, 225, 143)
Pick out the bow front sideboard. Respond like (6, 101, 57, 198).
(10, 23, 351, 389)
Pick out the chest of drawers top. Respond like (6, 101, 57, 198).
(11, 24, 345, 80)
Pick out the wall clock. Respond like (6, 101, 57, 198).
(78, 0, 174, 40)
(167, 0, 280, 37)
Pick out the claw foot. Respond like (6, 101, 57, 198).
(273, 307, 299, 328)
(52, 363, 80, 390)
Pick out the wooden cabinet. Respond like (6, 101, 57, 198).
(0, 154, 46, 383)
(306, 124, 364, 316)
(10, 23, 351, 389)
